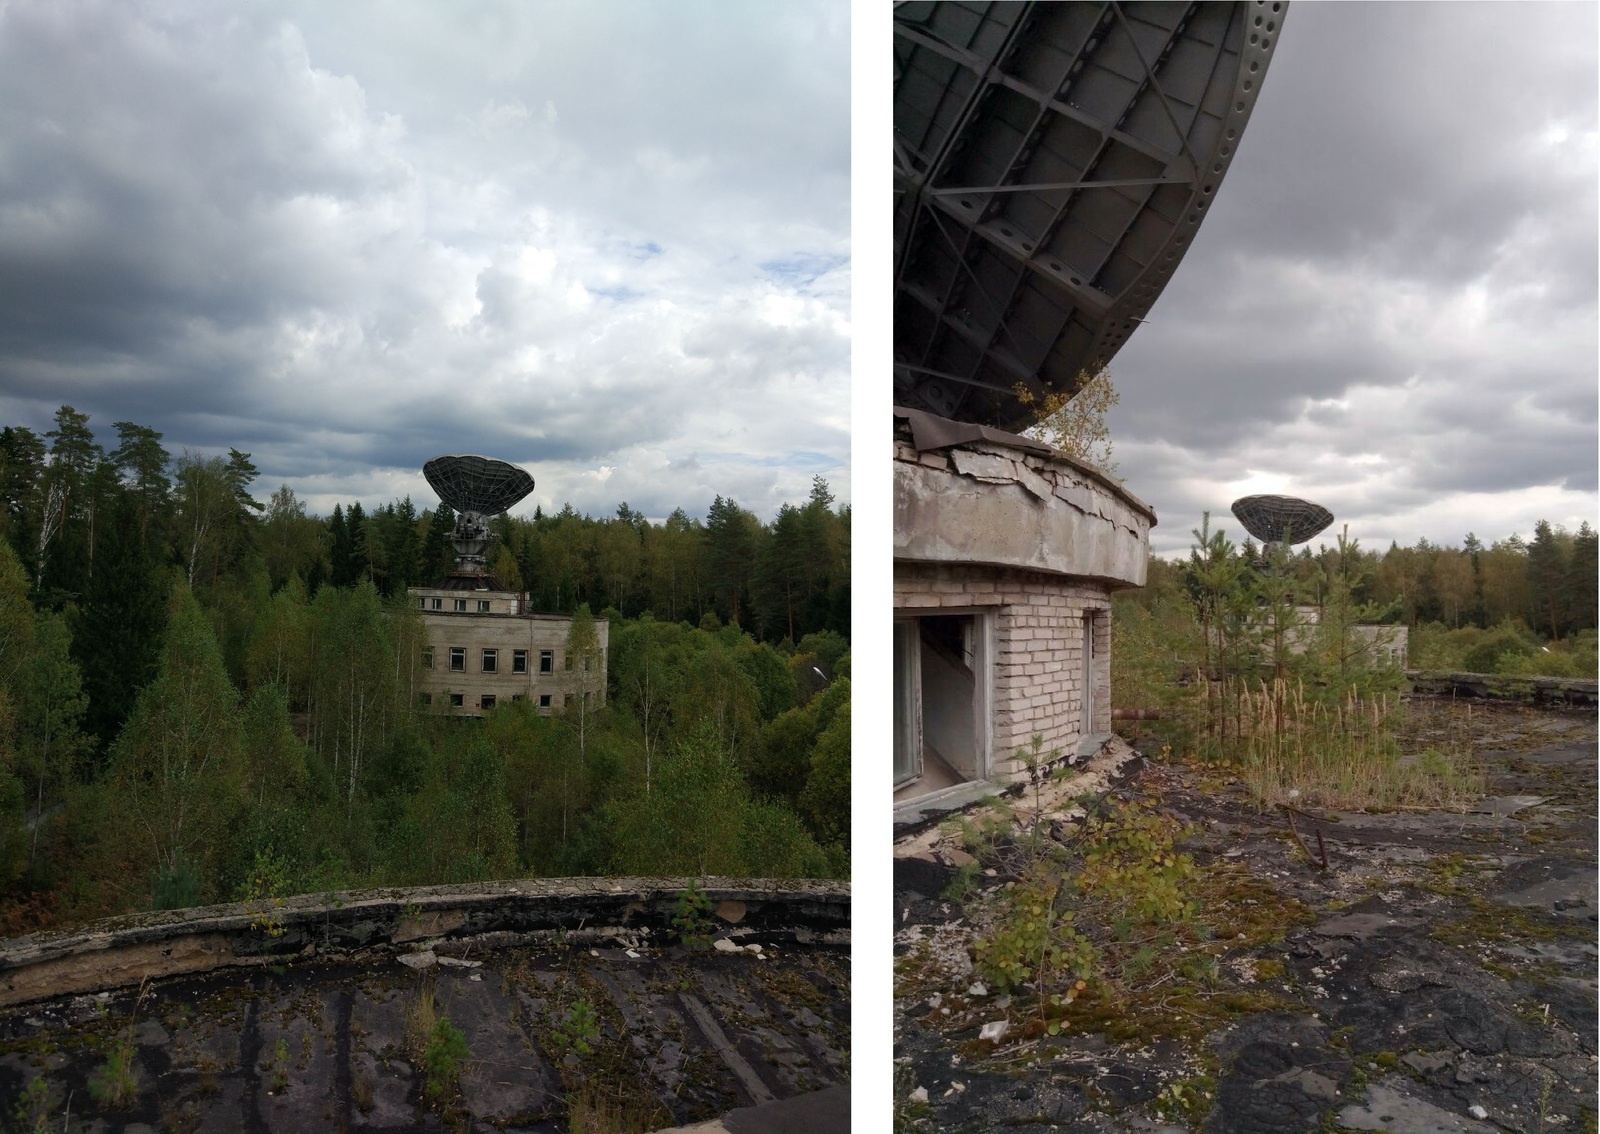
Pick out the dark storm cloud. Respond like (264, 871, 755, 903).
(1106, 2, 1597, 558)
(0, 0, 849, 521)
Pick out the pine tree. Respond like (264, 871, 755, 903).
(328, 504, 354, 588)
(18, 610, 88, 864)
(705, 496, 760, 629)
(110, 421, 171, 555)
(1563, 522, 1597, 634)
(107, 584, 245, 894)
(1526, 520, 1567, 640)
(419, 505, 455, 585)
(73, 494, 168, 757)
(0, 426, 45, 581)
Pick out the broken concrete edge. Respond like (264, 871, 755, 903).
(0, 876, 850, 1009)
(892, 407, 1157, 525)
(892, 736, 1143, 841)
(1405, 671, 1598, 707)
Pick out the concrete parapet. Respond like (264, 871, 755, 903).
(0, 877, 849, 1007)
(893, 420, 1153, 588)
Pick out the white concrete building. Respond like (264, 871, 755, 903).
(409, 582, 607, 715)
(893, 409, 1155, 823)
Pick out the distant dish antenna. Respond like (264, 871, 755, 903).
(1231, 494, 1333, 554)
(423, 455, 535, 578)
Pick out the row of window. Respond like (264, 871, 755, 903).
(419, 691, 589, 711)
(420, 597, 496, 613)
(422, 647, 590, 675)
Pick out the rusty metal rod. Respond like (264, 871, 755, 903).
(1279, 804, 1328, 871)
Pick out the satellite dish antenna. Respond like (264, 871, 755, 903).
(1230, 494, 1333, 555)
(894, 2, 1284, 429)
(423, 454, 535, 580)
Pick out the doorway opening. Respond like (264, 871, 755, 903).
(894, 611, 991, 803)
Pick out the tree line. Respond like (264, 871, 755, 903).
(3, 408, 849, 639)
(1127, 517, 1597, 688)
(0, 407, 850, 935)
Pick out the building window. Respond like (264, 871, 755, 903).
(422, 647, 433, 670)
(512, 693, 526, 703)
(539, 694, 552, 708)
(564, 693, 573, 707)
(430, 597, 442, 610)
(449, 647, 466, 672)
(481, 694, 496, 710)
(418, 597, 426, 610)
(564, 652, 573, 671)
(482, 648, 498, 673)
(452, 598, 467, 612)
(449, 692, 464, 707)
(540, 650, 554, 674)
(418, 692, 432, 706)
(477, 600, 491, 613)
(513, 649, 528, 674)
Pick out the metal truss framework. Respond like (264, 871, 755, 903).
(423, 454, 536, 520)
(894, 0, 1285, 429)
(1231, 494, 1334, 547)
(422, 454, 536, 571)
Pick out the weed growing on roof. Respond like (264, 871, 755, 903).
(237, 846, 291, 938)
(13, 1075, 54, 1133)
(672, 880, 714, 948)
(963, 758, 1312, 1047)
(422, 1017, 470, 1105)
(269, 1036, 290, 1093)
(88, 1032, 139, 1110)
(551, 998, 601, 1058)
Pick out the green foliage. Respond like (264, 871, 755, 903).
(422, 1016, 470, 1104)
(152, 849, 201, 911)
(236, 846, 291, 936)
(799, 700, 850, 850)
(550, 998, 600, 1058)
(13, 1074, 54, 1133)
(270, 1036, 290, 1092)
(971, 871, 1098, 996)
(110, 583, 245, 901)
(1075, 800, 1199, 921)
(672, 881, 714, 947)
(89, 1033, 139, 1110)
(752, 707, 818, 807)
(0, 408, 851, 928)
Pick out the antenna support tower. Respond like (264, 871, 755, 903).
(895, 1, 1285, 429)
(422, 454, 535, 580)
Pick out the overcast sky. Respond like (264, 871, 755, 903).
(1105, 2, 1598, 559)
(0, 0, 849, 523)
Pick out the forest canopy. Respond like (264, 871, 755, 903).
(0, 407, 850, 936)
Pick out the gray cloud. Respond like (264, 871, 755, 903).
(1106, 2, 1597, 559)
(0, 0, 849, 523)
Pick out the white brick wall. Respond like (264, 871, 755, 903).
(896, 562, 1112, 783)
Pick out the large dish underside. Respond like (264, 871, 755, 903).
(423, 454, 536, 518)
(895, 0, 1284, 430)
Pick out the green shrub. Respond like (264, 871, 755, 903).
(422, 1016, 469, 1104)
(89, 1036, 138, 1110)
(151, 851, 200, 911)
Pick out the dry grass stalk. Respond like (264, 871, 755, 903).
(1234, 678, 1479, 811)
